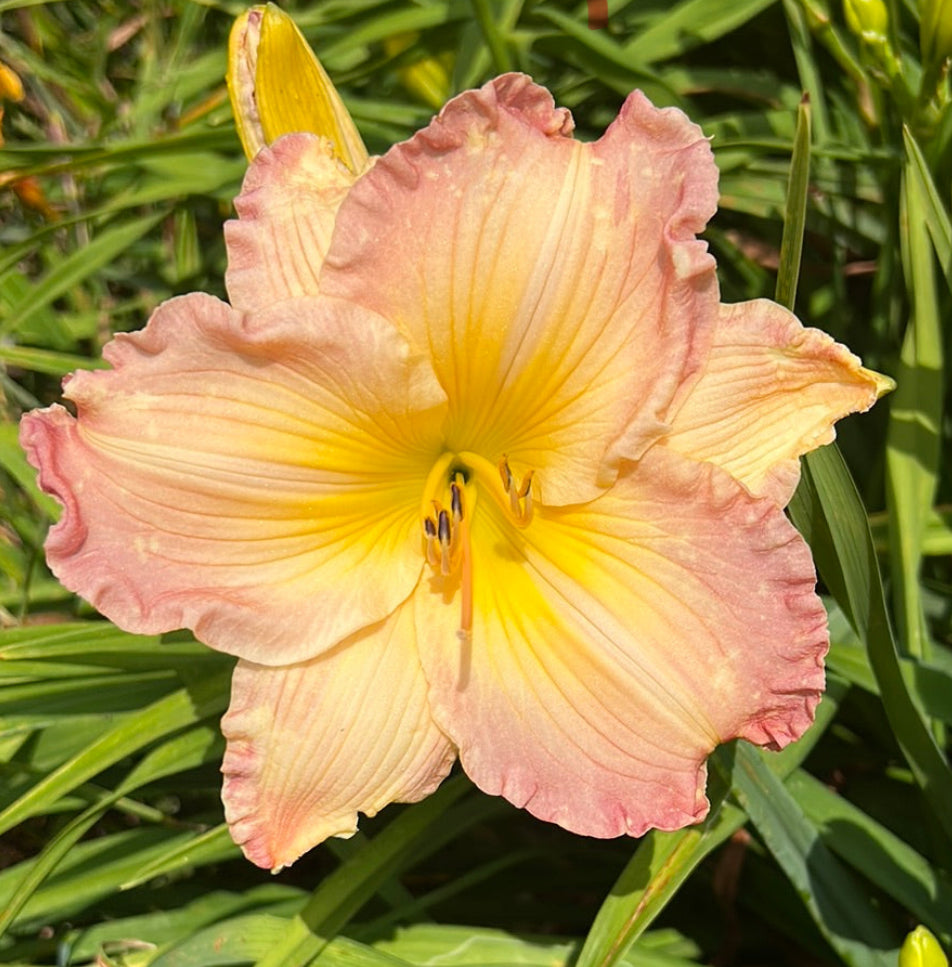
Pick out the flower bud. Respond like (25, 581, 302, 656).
(0, 60, 24, 149)
(383, 33, 451, 110)
(843, 0, 889, 43)
(0, 61, 23, 102)
(920, 0, 952, 70)
(900, 927, 949, 967)
(227, 4, 368, 171)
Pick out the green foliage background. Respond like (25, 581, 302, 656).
(1, 1, 951, 965)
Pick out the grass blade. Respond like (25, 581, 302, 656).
(884, 134, 944, 659)
(253, 776, 474, 967)
(0, 669, 229, 837)
(732, 744, 899, 965)
(788, 445, 952, 843)
(776, 92, 812, 311)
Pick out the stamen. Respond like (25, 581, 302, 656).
(437, 509, 452, 575)
(495, 455, 534, 526)
(437, 508, 451, 544)
(450, 480, 463, 522)
(498, 457, 512, 493)
(421, 463, 476, 641)
(423, 454, 534, 644)
(518, 470, 534, 521)
(423, 515, 440, 568)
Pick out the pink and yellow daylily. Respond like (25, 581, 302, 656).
(21, 21, 892, 871)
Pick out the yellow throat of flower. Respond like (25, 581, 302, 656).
(421, 451, 535, 642)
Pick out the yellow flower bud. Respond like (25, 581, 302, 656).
(226, 4, 368, 172)
(383, 33, 451, 110)
(900, 927, 949, 967)
(843, 0, 890, 42)
(0, 61, 24, 102)
(921, 0, 952, 69)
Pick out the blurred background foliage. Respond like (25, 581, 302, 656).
(1, 0, 951, 965)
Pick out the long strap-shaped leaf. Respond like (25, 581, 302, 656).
(732, 744, 899, 965)
(0, 668, 230, 837)
(253, 776, 476, 967)
(0, 724, 223, 941)
(885, 130, 944, 661)
(788, 445, 952, 844)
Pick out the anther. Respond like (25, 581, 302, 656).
(450, 480, 463, 522)
(498, 456, 513, 492)
(497, 455, 533, 526)
(423, 515, 440, 568)
(437, 509, 451, 545)
(519, 471, 534, 520)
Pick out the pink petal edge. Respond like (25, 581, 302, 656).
(20, 292, 446, 665)
(415, 447, 826, 838)
(221, 602, 455, 871)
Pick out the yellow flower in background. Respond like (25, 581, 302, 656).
(0, 59, 24, 149)
(384, 33, 452, 109)
(843, 0, 890, 44)
(901, 927, 949, 967)
(920, 0, 952, 70)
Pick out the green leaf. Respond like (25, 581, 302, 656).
(787, 770, 952, 944)
(253, 776, 475, 967)
(468, 0, 512, 73)
(776, 93, 812, 311)
(376, 923, 701, 967)
(788, 445, 952, 843)
(0, 423, 60, 518)
(156, 925, 419, 967)
(885, 132, 944, 659)
(902, 128, 952, 293)
(0, 725, 222, 941)
(61, 885, 305, 964)
(120, 825, 240, 890)
(1, 212, 166, 336)
(0, 669, 229, 837)
(732, 744, 900, 965)
(0, 827, 209, 929)
(623, 0, 778, 65)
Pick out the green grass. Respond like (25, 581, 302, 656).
(1, 1, 951, 965)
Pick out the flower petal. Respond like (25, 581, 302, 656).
(20, 293, 446, 665)
(415, 447, 826, 837)
(225, 133, 354, 314)
(222, 601, 455, 871)
(227, 7, 268, 160)
(227, 4, 368, 170)
(664, 300, 895, 504)
(321, 74, 720, 504)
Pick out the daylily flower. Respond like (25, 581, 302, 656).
(20, 72, 892, 872)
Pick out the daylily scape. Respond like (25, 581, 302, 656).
(20, 8, 892, 871)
